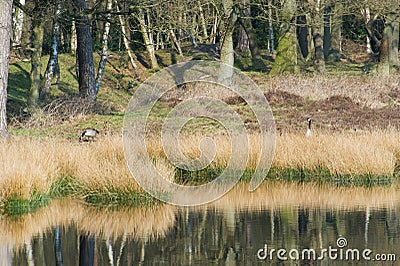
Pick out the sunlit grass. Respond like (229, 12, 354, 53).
(147, 129, 399, 178)
(0, 136, 173, 210)
(275, 130, 398, 176)
(0, 129, 399, 214)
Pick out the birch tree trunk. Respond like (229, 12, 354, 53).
(198, 0, 208, 39)
(28, 17, 44, 108)
(12, 0, 25, 46)
(137, 9, 159, 69)
(268, 0, 274, 54)
(169, 29, 183, 56)
(364, 6, 372, 54)
(74, 0, 97, 101)
(41, 2, 61, 99)
(0, 0, 12, 137)
(210, 14, 219, 44)
(114, 0, 139, 77)
(71, 20, 77, 54)
(95, 0, 112, 92)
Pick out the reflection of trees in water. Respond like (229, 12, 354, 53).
(5, 182, 400, 264)
(7, 205, 400, 264)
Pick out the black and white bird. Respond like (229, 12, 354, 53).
(80, 128, 99, 142)
(305, 117, 312, 138)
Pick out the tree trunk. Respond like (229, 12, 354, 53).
(313, 32, 325, 73)
(270, 0, 299, 74)
(79, 234, 95, 266)
(137, 9, 159, 69)
(239, 1, 261, 59)
(236, 0, 250, 56)
(28, 17, 44, 108)
(198, 0, 208, 39)
(0, 0, 12, 137)
(219, 0, 237, 81)
(54, 227, 63, 266)
(71, 20, 77, 54)
(190, 14, 198, 48)
(169, 29, 183, 56)
(74, 0, 97, 101)
(61, 20, 71, 53)
(390, 19, 399, 66)
(41, 2, 61, 99)
(236, 25, 250, 55)
(12, 0, 25, 46)
(268, 0, 274, 54)
(210, 13, 218, 44)
(19, 6, 31, 58)
(323, 7, 331, 59)
(328, 1, 342, 62)
(95, 0, 112, 92)
(297, 15, 309, 59)
(307, 15, 314, 60)
(311, 0, 325, 74)
(364, 12, 380, 54)
(364, 6, 372, 54)
(377, 22, 391, 75)
(114, 0, 139, 77)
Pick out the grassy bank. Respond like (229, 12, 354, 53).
(5, 53, 400, 215)
(1, 130, 399, 214)
(0, 137, 164, 215)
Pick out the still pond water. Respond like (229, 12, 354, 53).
(4, 182, 400, 265)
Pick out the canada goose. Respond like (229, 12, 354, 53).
(305, 117, 312, 138)
(80, 128, 99, 141)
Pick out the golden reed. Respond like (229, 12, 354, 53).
(0, 129, 398, 201)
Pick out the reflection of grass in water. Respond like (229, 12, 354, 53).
(3, 192, 50, 216)
(3, 180, 399, 252)
(212, 181, 400, 210)
(175, 167, 223, 185)
(265, 167, 395, 186)
(0, 199, 175, 251)
(177, 167, 396, 187)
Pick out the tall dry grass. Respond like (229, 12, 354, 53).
(275, 130, 399, 176)
(0, 137, 59, 200)
(146, 129, 399, 176)
(0, 129, 398, 204)
(0, 136, 174, 203)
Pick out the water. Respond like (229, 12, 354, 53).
(4, 182, 400, 265)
